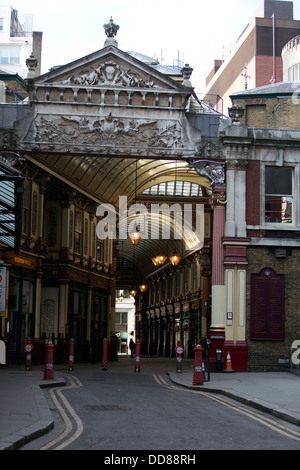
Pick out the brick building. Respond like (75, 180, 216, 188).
(203, 0, 300, 115)
(1, 13, 299, 372)
(229, 81, 300, 128)
(222, 87, 300, 370)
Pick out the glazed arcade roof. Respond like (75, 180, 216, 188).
(13, 19, 214, 279)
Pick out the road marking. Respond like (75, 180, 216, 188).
(40, 373, 83, 450)
(154, 374, 300, 443)
(153, 374, 170, 386)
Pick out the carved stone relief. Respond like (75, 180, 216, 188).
(194, 138, 223, 159)
(21, 112, 191, 157)
(188, 159, 226, 185)
(63, 60, 159, 89)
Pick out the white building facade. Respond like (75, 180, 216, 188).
(0, 6, 42, 78)
(115, 291, 136, 355)
(282, 35, 300, 81)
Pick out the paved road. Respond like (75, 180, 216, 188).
(20, 358, 300, 451)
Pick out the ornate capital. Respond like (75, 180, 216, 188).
(209, 191, 227, 208)
(226, 159, 248, 171)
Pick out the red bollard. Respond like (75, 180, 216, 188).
(102, 338, 108, 370)
(68, 338, 74, 371)
(193, 344, 204, 385)
(176, 340, 184, 373)
(135, 340, 141, 372)
(44, 342, 54, 380)
(24, 338, 33, 371)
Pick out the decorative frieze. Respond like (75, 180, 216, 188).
(20, 113, 193, 157)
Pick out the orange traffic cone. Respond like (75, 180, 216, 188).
(224, 351, 235, 373)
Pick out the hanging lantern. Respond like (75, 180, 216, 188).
(128, 228, 142, 245)
(139, 283, 148, 293)
(169, 253, 181, 266)
(129, 289, 137, 297)
(152, 254, 167, 266)
(152, 256, 160, 266)
(158, 255, 167, 265)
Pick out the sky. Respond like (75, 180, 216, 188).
(4, 0, 300, 93)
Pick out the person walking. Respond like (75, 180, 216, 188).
(129, 338, 136, 358)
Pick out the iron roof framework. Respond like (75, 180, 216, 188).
(0, 157, 24, 253)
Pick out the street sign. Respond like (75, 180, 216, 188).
(176, 346, 184, 355)
(0, 267, 6, 287)
(0, 287, 5, 316)
(24, 344, 33, 352)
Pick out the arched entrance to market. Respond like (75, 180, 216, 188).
(4, 20, 227, 364)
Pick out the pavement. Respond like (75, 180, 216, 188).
(0, 358, 300, 450)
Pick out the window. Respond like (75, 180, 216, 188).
(288, 63, 300, 81)
(142, 181, 203, 197)
(0, 45, 21, 64)
(115, 311, 127, 324)
(84, 218, 88, 255)
(74, 209, 82, 254)
(47, 207, 57, 246)
(0, 19, 4, 31)
(265, 167, 293, 224)
(22, 180, 30, 235)
(96, 240, 103, 262)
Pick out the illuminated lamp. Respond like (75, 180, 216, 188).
(169, 253, 181, 266)
(152, 256, 160, 266)
(128, 228, 142, 245)
(129, 289, 137, 297)
(139, 284, 148, 293)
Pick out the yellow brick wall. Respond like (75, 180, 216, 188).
(236, 96, 300, 129)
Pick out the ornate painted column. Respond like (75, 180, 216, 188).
(188, 159, 226, 369)
(34, 176, 50, 364)
(209, 185, 226, 336)
(221, 102, 251, 371)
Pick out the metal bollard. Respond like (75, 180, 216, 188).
(44, 342, 54, 380)
(68, 338, 74, 371)
(176, 340, 184, 373)
(24, 338, 33, 371)
(135, 339, 141, 372)
(193, 344, 204, 385)
(102, 338, 108, 371)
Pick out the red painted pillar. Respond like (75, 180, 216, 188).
(135, 340, 141, 372)
(102, 338, 108, 370)
(44, 342, 54, 380)
(210, 185, 226, 370)
(193, 344, 204, 385)
(176, 340, 184, 373)
(68, 338, 74, 371)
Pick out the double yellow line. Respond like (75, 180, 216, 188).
(41, 373, 83, 450)
(153, 374, 300, 443)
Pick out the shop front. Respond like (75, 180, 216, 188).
(2, 253, 38, 364)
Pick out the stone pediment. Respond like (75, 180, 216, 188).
(17, 45, 200, 158)
(33, 46, 189, 93)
